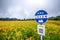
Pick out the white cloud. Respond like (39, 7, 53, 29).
(0, 0, 60, 19)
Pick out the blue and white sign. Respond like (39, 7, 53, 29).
(35, 10, 48, 25)
(37, 25, 45, 36)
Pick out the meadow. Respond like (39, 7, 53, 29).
(0, 20, 60, 40)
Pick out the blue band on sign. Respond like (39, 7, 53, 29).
(35, 10, 48, 25)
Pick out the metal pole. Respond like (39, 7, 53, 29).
(41, 35, 43, 40)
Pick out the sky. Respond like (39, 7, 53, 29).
(0, 0, 60, 19)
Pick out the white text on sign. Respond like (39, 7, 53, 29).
(35, 15, 48, 19)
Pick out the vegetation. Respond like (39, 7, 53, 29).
(0, 20, 60, 40)
(49, 16, 60, 20)
(0, 18, 34, 21)
(0, 16, 60, 21)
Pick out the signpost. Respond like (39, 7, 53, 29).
(35, 10, 48, 40)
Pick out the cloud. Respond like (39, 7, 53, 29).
(0, 0, 60, 19)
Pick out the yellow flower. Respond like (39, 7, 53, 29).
(15, 32, 21, 37)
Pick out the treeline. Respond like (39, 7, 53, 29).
(0, 18, 17, 21)
(0, 18, 34, 21)
(49, 16, 60, 20)
(0, 16, 60, 21)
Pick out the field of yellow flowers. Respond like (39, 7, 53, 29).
(0, 20, 60, 40)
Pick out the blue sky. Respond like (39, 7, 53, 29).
(0, 0, 60, 19)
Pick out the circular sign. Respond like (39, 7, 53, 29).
(35, 10, 48, 25)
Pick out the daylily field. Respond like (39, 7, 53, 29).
(0, 20, 60, 40)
